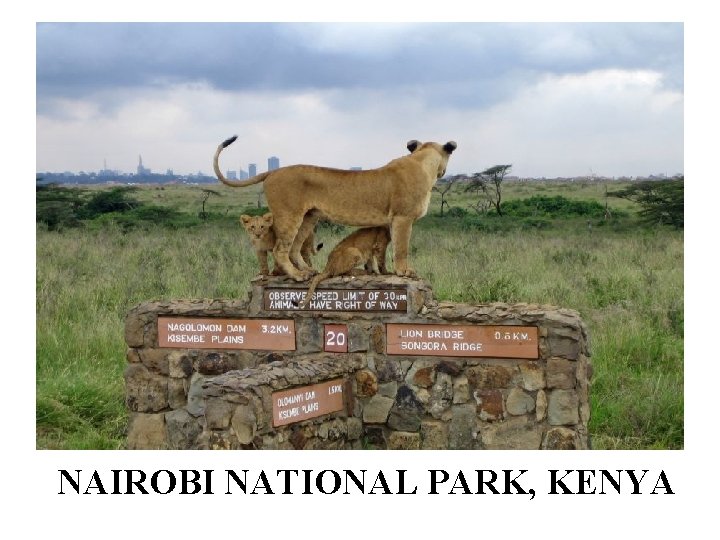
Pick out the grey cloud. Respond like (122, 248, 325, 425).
(37, 22, 683, 111)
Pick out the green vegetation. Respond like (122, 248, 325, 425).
(36, 180, 683, 449)
(609, 177, 684, 229)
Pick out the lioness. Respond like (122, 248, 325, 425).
(214, 136, 456, 281)
(299, 226, 391, 309)
(240, 212, 321, 277)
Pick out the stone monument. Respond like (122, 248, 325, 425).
(124, 274, 591, 449)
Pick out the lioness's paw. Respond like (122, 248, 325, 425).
(396, 268, 417, 278)
(290, 269, 314, 282)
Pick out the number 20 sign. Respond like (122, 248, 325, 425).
(324, 324, 348, 353)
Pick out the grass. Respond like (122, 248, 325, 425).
(35, 182, 684, 449)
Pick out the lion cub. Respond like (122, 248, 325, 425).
(299, 227, 391, 309)
(240, 213, 321, 276)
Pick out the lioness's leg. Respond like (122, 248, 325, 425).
(391, 217, 417, 278)
(292, 213, 321, 271)
(273, 214, 310, 281)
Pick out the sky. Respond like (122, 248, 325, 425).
(36, 22, 684, 179)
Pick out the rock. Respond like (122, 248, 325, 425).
(197, 353, 233, 375)
(436, 361, 462, 377)
(428, 372, 453, 419)
(387, 385, 424, 432)
(167, 378, 188, 409)
(127, 412, 167, 449)
(449, 404, 476, 449)
(348, 324, 369, 352)
(355, 369, 378, 397)
(542, 427, 578, 449)
(421, 420, 448, 450)
(466, 364, 516, 389)
(185, 373, 208, 417)
(535, 390, 548, 421)
(168, 351, 193, 378)
(480, 416, 543, 450)
(138, 348, 169, 375)
(548, 335, 580, 360)
(547, 390, 579, 426)
(476, 389, 504, 421)
(165, 409, 202, 449)
(124, 364, 168, 413)
(124, 314, 146, 348)
(412, 366, 435, 388)
(363, 395, 394, 424)
(387, 431, 421, 450)
(205, 398, 234, 430)
(506, 388, 535, 416)
(378, 381, 398, 399)
(547, 357, 576, 389)
(519, 362, 545, 390)
(373, 356, 403, 382)
(452, 376, 470, 404)
(231, 405, 257, 445)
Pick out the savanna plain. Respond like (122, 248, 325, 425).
(36, 179, 683, 449)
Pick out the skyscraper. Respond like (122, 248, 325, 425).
(268, 156, 280, 171)
(249, 163, 257, 177)
(137, 155, 151, 176)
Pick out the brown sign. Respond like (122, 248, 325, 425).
(263, 288, 407, 312)
(324, 324, 349, 353)
(386, 323, 538, 359)
(158, 317, 295, 350)
(272, 378, 346, 427)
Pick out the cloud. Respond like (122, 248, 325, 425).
(37, 23, 683, 103)
(36, 22, 683, 177)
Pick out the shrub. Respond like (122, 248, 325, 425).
(80, 186, 140, 219)
(446, 206, 468, 218)
(609, 178, 683, 229)
(502, 195, 606, 218)
(36, 183, 85, 230)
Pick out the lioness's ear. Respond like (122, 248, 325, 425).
(407, 140, 421, 153)
(443, 141, 457, 154)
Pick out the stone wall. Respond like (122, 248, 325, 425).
(124, 275, 591, 450)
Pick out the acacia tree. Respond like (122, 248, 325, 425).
(432, 174, 461, 217)
(609, 177, 683, 229)
(464, 164, 512, 216)
(199, 188, 221, 220)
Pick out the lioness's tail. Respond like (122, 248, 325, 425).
(299, 271, 330, 309)
(213, 135, 271, 188)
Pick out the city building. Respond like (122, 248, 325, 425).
(249, 163, 257, 177)
(268, 156, 280, 171)
(137, 155, 151, 176)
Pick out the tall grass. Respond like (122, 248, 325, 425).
(412, 222, 684, 449)
(36, 184, 683, 449)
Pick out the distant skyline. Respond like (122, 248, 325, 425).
(36, 22, 683, 178)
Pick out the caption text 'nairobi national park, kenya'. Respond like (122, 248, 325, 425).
(36, 136, 683, 450)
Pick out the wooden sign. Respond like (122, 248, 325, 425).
(263, 288, 407, 312)
(272, 378, 346, 427)
(324, 324, 349, 353)
(386, 323, 538, 359)
(158, 317, 295, 350)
